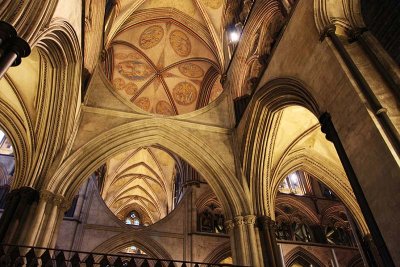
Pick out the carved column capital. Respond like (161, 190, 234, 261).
(53, 195, 68, 210)
(224, 220, 235, 232)
(233, 216, 244, 226)
(244, 215, 257, 225)
(40, 190, 54, 202)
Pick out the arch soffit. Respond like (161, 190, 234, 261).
(46, 119, 251, 219)
(0, 20, 80, 187)
(14, 19, 82, 188)
(0, 19, 81, 188)
(241, 77, 321, 165)
(240, 77, 321, 212)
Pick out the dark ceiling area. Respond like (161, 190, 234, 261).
(362, 0, 400, 65)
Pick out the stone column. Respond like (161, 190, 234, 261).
(226, 215, 261, 266)
(49, 195, 70, 248)
(22, 190, 54, 246)
(244, 215, 260, 266)
(257, 215, 283, 267)
(349, 29, 400, 101)
(319, 112, 392, 266)
(224, 220, 237, 263)
(0, 187, 40, 245)
(233, 216, 248, 265)
(35, 193, 69, 248)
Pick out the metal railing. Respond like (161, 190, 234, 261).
(0, 244, 246, 267)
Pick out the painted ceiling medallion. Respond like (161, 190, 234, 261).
(169, 30, 191, 57)
(113, 78, 125, 90)
(178, 63, 204, 78)
(201, 0, 223, 9)
(173, 81, 197, 105)
(134, 97, 151, 111)
(139, 25, 164, 49)
(156, 100, 174, 116)
(123, 82, 138, 95)
(114, 52, 142, 60)
(117, 60, 153, 81)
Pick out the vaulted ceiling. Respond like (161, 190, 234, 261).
(96, 0, 229, 224)
(101, 146, 178, 224)
(102, 0, 226, 115)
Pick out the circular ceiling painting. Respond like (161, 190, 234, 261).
(104, 20, 223, 115)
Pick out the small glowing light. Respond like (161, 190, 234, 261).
(229, 30, 240, 43)
(288, 172, 299, 184)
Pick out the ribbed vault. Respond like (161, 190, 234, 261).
(102, 0, 226, 115)
(101, 146, 177, 224)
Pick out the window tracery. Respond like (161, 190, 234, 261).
(125, 211, 141, 226)
(276, 171, 358, 249)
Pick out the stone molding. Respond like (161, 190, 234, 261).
(243, 215, 256, 225)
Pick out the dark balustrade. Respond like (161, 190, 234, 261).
(0, 244, 247, 267)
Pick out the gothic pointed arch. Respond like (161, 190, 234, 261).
(240, 77, 321, 215)
(275, 195, 320, 225)
(45, 119, 252, 220)
(91, 231, 172, 260)
(203, 241, 231, 264)
(7, 19, 82, 188)
(285, 247, 325, 267)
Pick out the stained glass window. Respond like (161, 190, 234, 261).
(125, 211, 141, 226)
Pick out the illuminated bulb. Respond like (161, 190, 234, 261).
(229, 30, 240, 43)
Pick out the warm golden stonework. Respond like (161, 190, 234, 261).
(0, 0, 399, 266)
